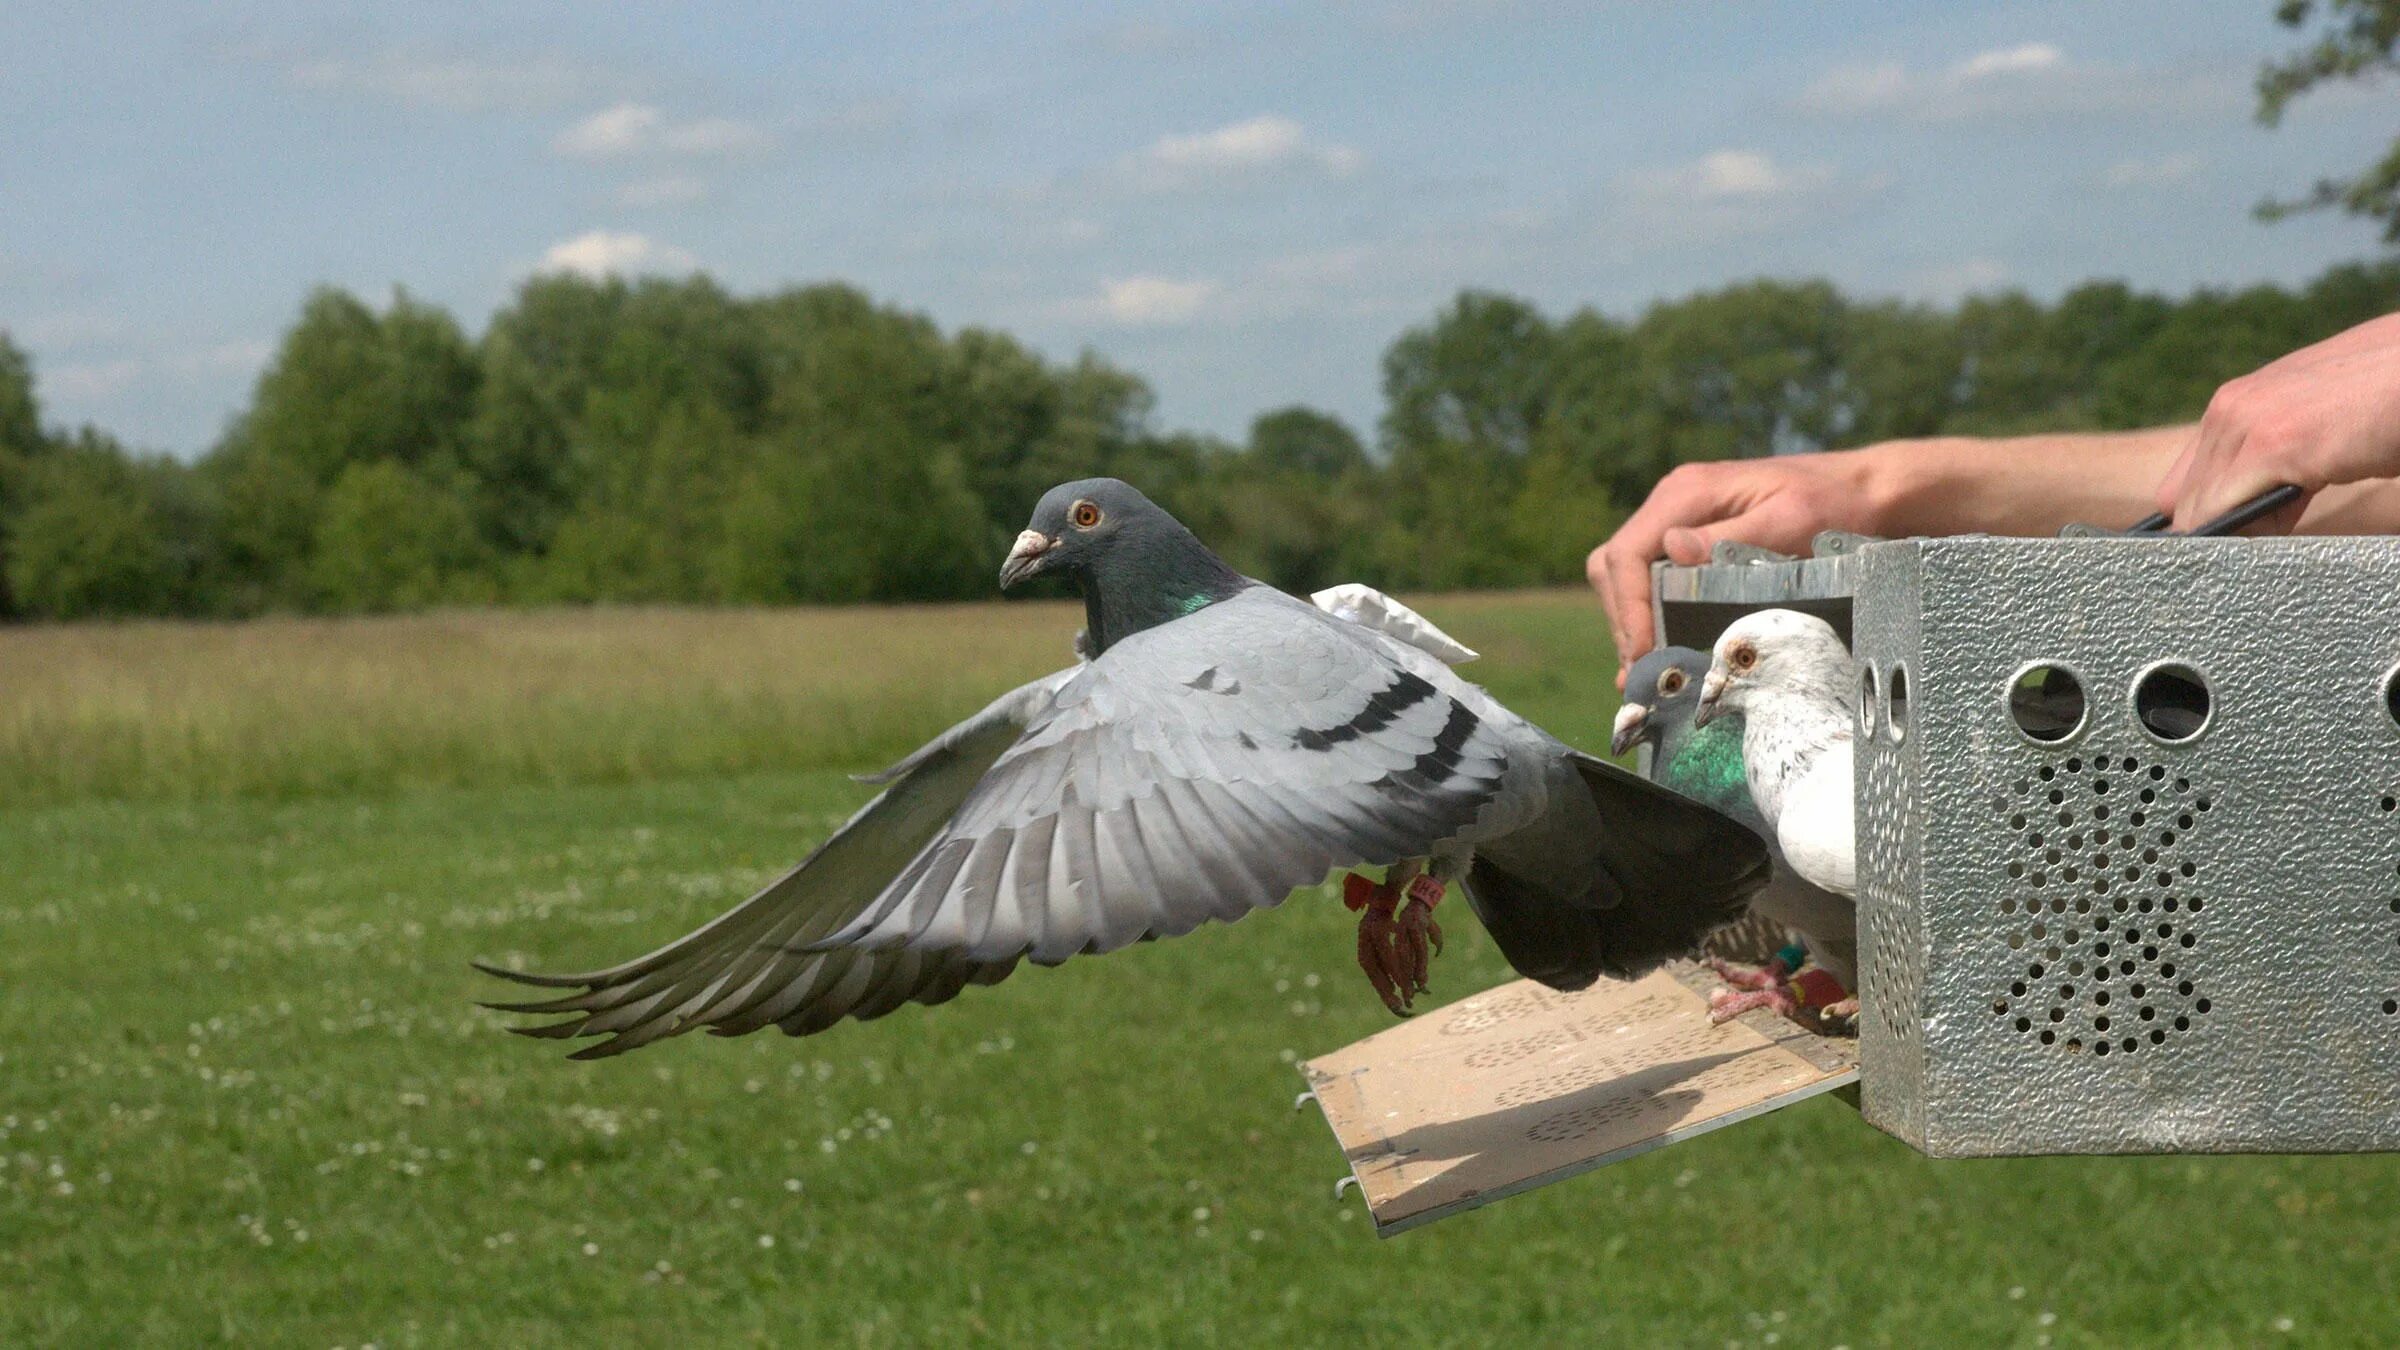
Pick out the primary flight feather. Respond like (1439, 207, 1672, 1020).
(480, 478, 1770, 1056)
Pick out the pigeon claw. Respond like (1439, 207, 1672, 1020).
(1348, 870, 1446, 1016)
(1708, 982, 1802, 1025)
(1706, 954, 1791, 992)
(1356, 909, 1412, 1016)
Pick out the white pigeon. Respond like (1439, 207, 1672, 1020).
(1693, 608, 1859, 1022)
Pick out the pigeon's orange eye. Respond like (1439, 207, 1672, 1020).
(1071, 500, 1102, 529)
(1657, 669, 1687, 697)
(1730, 642, 1758, 672)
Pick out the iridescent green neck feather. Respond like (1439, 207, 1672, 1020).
(1656, 717, 1756, 823)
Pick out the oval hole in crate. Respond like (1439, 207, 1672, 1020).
(2133, 663, 2212, 744)
(2008, 664, 2085, 744)
(1859, 664, 1880, 737)
(2385, 664, 2400, 731)
(1887, 664, 1911, 744)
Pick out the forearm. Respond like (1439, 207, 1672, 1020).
(1865, 426, 2192, 537)
(2295, 478, 2400, 533)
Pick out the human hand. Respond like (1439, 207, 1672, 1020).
(1586, 449, 1885, 684)
(2157, 313, 2400, 532)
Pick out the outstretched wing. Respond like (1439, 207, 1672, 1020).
(476, 672, 1070, 1058)
(816, 588, 1514, 961)
(481, 588, 1515, 1055)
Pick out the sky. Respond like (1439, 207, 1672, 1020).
(1, 1, 2393, 457)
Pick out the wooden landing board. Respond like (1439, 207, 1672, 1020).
(1300, 963, 1859, 1236)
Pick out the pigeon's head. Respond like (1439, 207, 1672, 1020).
(1612, 646, 1712, 756)
(1000, 478, 1179, 590)
(1695, 609, 1851, 727)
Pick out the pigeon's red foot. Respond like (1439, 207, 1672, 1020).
(1706, 955, 1791, 992)
(1708, 982, 1802, 1024)
(1345, 871, 1446, 1016)
(1710, 969, 1857, 1035)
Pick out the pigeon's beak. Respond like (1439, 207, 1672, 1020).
(1692, 670, 1728, 727)
(1610, 702, 1651, 758)
(999, 530, 1058, 589)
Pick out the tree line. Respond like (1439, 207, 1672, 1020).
(1, 260, 2395, 621)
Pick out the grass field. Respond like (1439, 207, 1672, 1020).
(1, 591, 2393, 1346)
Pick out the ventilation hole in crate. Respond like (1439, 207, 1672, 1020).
(1860, 737, 1917, 1053)
(2009, 664, 2086, 743)
(1995, 751, 2212, 1052)
(2385, 664, 2400, 731)
(2133, 663, 2212, 743)
(1887, 665, 1911, 743)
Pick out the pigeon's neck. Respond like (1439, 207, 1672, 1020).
(1656, 716, 1759, 827)
(1080, 532, 1249, 655)
(1738, 689, 1852, 828)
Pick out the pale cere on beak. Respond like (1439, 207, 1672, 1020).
(999, 530, 1057, 588)
(1693, 670, 1727, 727)
(1610, 703, 1650, 757)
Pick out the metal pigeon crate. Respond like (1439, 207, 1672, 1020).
(1654, 532, 2400, 1157)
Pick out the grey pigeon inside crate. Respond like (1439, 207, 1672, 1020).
(1615, 645, 1858, 1016)
(482, 478, 1771, 1055)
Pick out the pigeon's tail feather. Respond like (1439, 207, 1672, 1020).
(1459, 856, 1610, 990)
(1465, 752, 1773, 989)
(1463, 846, 1753, 990)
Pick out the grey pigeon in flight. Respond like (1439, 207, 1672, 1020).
(1615, 646, 1857, 1023)
(1693, 609, 1861, 1024)
(480, 478, 1770, 1055)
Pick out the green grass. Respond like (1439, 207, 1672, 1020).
(0, 593, 2392, 1346)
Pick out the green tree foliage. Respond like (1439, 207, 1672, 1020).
(0, 335, 39, 462)
(308, 460, 490, 611)
(5, 430, 193, 619)
(2257, 0, 2400, 240)
(1, 259, 2395, 621)
(0, 333, 47, 614)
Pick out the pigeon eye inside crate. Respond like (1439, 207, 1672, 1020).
(1886, 665, 1911, 743)
(2008, 664, 2086, 744)
(2133, 663, 2211, 744)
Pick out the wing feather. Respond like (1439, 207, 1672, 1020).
(483, 589, 1523, 1054)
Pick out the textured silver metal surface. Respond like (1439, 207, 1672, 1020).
(1657, 536, 2400, 1157)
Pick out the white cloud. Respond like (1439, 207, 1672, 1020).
(1636, 149, 1838, 205)
(537, 230, 698, 278)
(2102, 152, 2203, 188)
(278, 48, 615, 113)
(1954, 42, 2063, 80)
(1611, 150, 1874, 252)
(1131, 115, 1364, 188)
(1906, 257, 2012, 302)
(177, 339, 275, 377)
(1796, 43, 2234, 122)
(1076, 275, 1221, 326)
(13, 310, 130, 349)
(1669, 149, 1834, 201)
(47, 359, 143, 400)
(553, 103, 771, 160)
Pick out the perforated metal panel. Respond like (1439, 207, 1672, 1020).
(1659, 534, 2400, 1157)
